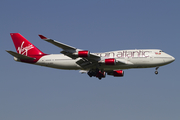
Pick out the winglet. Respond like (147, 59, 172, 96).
(38, 34, 48, 40)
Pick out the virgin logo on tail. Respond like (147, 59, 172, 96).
(18, 41, 34, 56)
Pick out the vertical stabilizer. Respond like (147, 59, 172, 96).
(10, 33, 44, 56)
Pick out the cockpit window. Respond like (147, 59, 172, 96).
(159, 51, 164, 52)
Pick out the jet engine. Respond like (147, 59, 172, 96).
(107, 70, 124, 77)
(105, 58, 116, 65)
(74, 51, 90, 57)
(78, 51, 90, 57)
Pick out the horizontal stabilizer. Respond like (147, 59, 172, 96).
(6, 50, 35, 60)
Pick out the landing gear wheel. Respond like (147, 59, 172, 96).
(155, 71, 158, 75)
(155, 67, 159, 75)
(87, 71, 93, 77)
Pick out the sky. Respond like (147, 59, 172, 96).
(0, 0, 180, 120)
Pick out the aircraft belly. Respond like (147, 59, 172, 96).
(36, 55, 81, 70)
(53, 60, 80, 69)
(37, 60, 81, 70)
(99, 64, 132, 70)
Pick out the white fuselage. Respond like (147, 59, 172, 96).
(8, 33, 175, 79)
(34, 49, 175, 71)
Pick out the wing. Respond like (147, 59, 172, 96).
(39, 34, 100, 68)
(39, 35, 77, 52)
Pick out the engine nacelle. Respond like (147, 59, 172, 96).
(105, 58, 116, 65)
(74, 51, 90, 57)
(108, 70, 124, 77)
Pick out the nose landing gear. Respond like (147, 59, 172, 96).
(155, 67, 159, 75)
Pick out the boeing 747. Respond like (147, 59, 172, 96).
(6, 33, 175, 80)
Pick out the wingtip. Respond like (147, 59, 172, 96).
(38, 34, 48, 39)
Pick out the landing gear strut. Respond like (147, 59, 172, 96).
(155, 67, 159, 75)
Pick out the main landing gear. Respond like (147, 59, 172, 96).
(87, 68, 106, 80)
(155, 67, 159, 75)
(88, 68, 99, 77)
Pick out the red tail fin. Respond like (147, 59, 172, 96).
(10, 33, 44, 56)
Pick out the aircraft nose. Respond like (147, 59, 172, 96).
(167, 55, 175, 63)
(163, 53, 175, 64)
(171, 56, 175, 62)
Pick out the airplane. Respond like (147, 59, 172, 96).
(6, 33, 175, 80)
